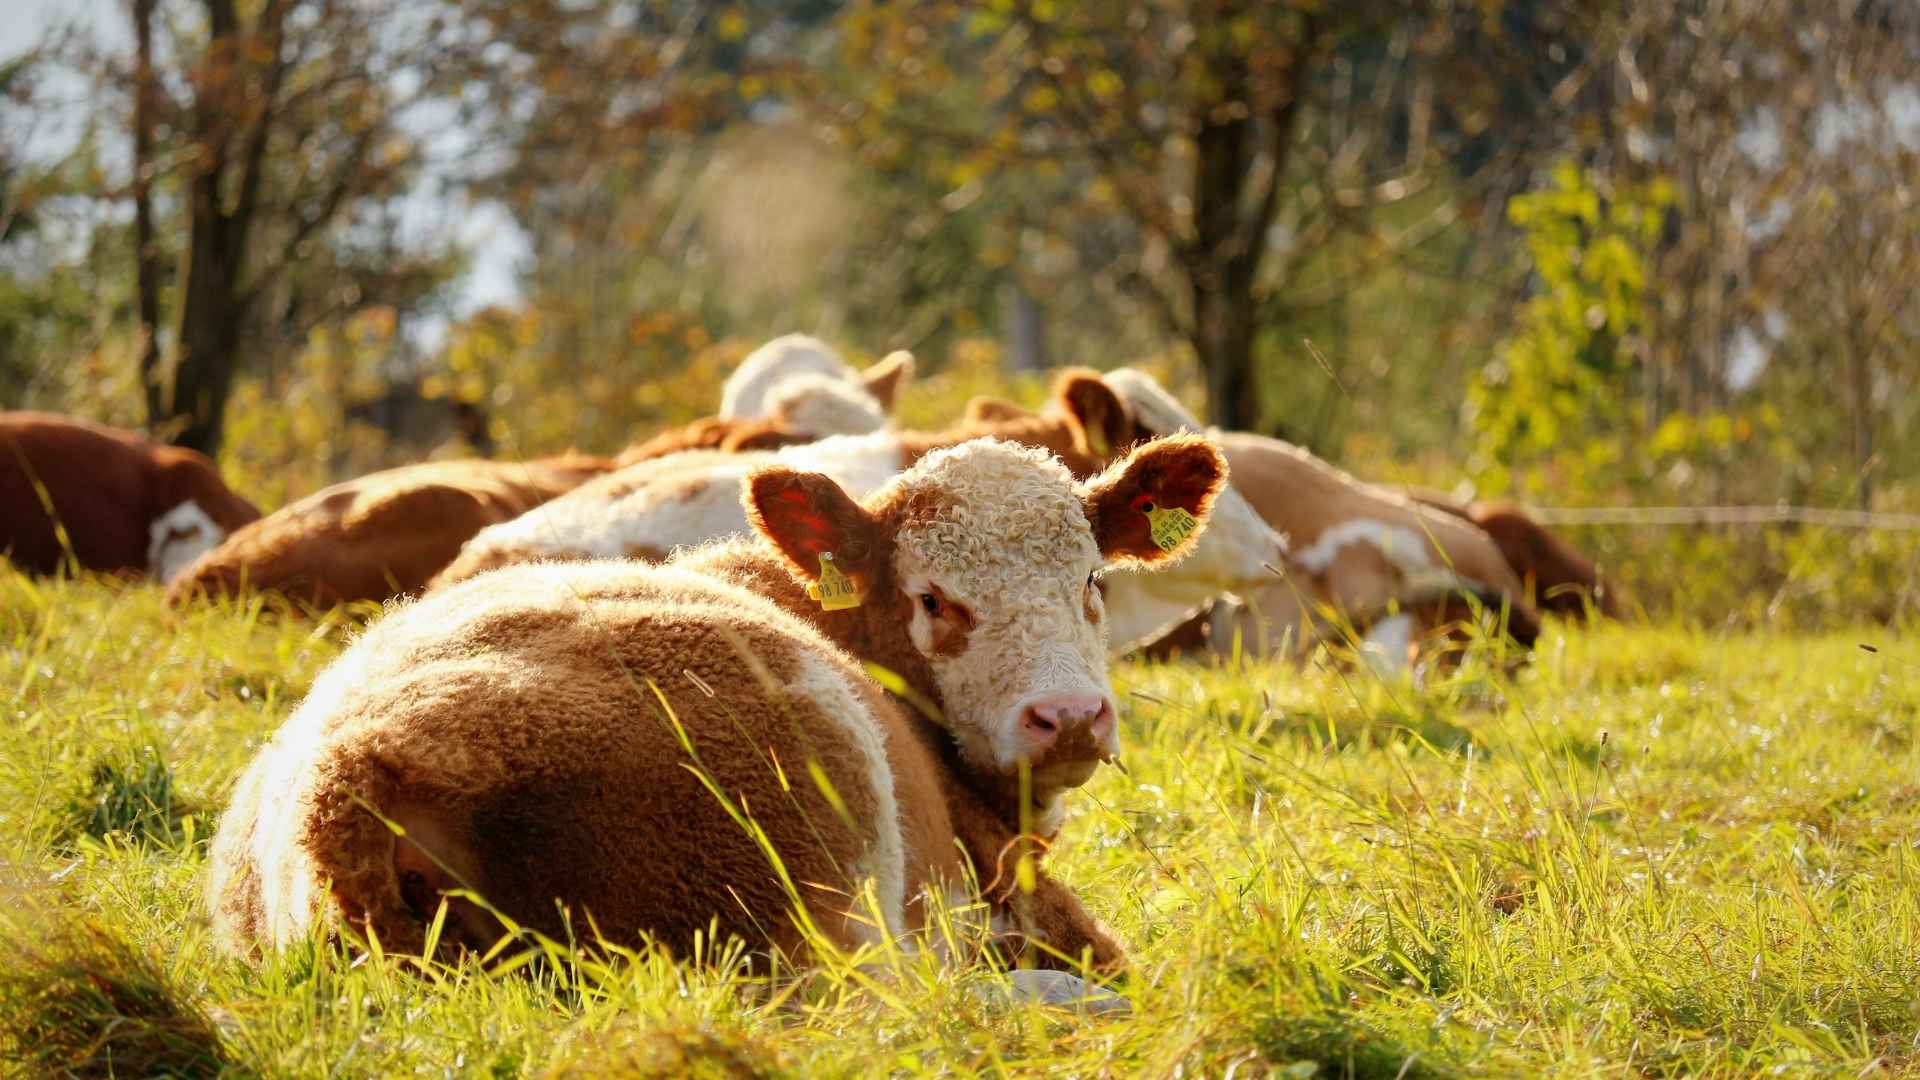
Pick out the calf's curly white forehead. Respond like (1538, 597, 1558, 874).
(743, 434, 1227, 814)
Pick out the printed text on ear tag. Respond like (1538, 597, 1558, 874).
(1142, 501, 1198, 552)
(807, 551, 863, 610)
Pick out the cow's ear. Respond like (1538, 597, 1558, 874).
(1081, 434, 1227, 565)
(1053, 369, 1135, 460)
(859, 350, 915, 413)
(744, 467, 883, 591)
(962, 396, 1034, 425)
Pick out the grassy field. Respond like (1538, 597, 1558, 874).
(1, 570, 1917, 1077)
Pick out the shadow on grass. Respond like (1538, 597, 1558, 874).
(544, 1019, 792, 1079)
(0, 913, 230, 1078)
(1244, 1006, 1451, 1076)
(58, 749, 211, 852)
(1253, 1012, 1455, 1080)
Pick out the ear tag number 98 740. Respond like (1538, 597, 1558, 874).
(808, 551, 863, 611)
(1142, 501, 1198, 552)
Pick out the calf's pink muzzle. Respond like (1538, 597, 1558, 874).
(1019, 692, 1117, 764)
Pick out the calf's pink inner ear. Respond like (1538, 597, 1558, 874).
(744, 468, 877, 583)
(1082, 435, 1227, 564)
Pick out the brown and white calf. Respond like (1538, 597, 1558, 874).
(0, 411, 261, 581)
(428, 371, 1287, 645)
(1049, 372, 1541, 666)
(615, 349, 915, 467)
(164, 455, 616, 609)
(206, 436, 1226, 981)
(718, 333, 913, 424)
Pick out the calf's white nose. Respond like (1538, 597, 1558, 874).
(1020, 692, 1115, 755)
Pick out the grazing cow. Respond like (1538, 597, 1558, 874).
(164, 455, 615, 609)
(1405, 492, 1622, 619)
(1046, 372, 1540, 666)
(0, 411, 261, 581)
(719, 333, 912, 422)
(206, 437, 1226, 985)
(615, 350, 916, 466)
(428, 371, 1287, 649)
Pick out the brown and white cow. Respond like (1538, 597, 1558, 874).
(206, 436, 1226, 991)
(164, 455, 616, 609)
(0, 411, 261, 581)
(718, 333, 913, 423)
(615, 349, 915, 467)
(165, 366, 916, 610)
(1405, 492, 1622, 619)
(428, 371, 1287, 646)
(1048, 372, 1541, 667)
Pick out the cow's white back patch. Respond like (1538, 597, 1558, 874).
(148, 500, 224, 582)
(1291, 518, 1436, 577)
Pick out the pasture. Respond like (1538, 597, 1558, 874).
(4, 569, 1915, 1076)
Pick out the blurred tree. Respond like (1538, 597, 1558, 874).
(830, 0, 1592, 433)
(112, 0, 503, 455)
(1568, 0, 1918, 507)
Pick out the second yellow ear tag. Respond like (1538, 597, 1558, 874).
(807, 552, 863, 610)
(1143, 501, 1198, 552)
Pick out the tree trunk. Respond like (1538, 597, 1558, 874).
(1192, 273, 1261, 431)
(1848, 335, 1873, 510)
(1177, 5, 1312, 434)
(132, 0, 164, 425)
(158, 0, 283, 457)
(173, 210, 246, 455)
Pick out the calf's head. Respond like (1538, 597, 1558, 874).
(746, 435, 1226, 809)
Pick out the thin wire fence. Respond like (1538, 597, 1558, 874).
(1528, 506, 1920, 530)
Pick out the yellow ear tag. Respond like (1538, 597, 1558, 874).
(1142, 501, 1198, 552)
(807, 552, 862, 611)
(1084, 425, 1109, 457)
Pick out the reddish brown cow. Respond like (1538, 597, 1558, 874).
(165, 456, 616, 609)
(0, 411, 260, 581)
(1408, 493, 1622, 619)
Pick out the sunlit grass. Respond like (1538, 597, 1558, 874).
(1, 569, 1916, 1075)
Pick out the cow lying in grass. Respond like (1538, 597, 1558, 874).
(616, 348, 916, 466)
(164, 455, 616, 609)
(1405, 492, 1622, 619)
(429, 370, 1286, 650)
(0, 411, 261, 581)
(206, 436, 1226, 986)
(719, 333, 912, 423)
(165, 368, 913, 610)
(973, 373, 1540, 666)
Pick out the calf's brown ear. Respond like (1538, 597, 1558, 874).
(744, 467, 882, 590)
(859, 350, 916, 413)
(962, 396, 1034, 425)
(1080, 433, 1228, 565)
(1052, 369, 1135, 460)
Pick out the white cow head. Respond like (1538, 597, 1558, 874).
(720, 333, 914, 430)
(745, 435, 1226, 821)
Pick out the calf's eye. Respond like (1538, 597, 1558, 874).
(920, 593, 940, 615)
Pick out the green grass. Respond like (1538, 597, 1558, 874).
(2, 569, 1917, 1076)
